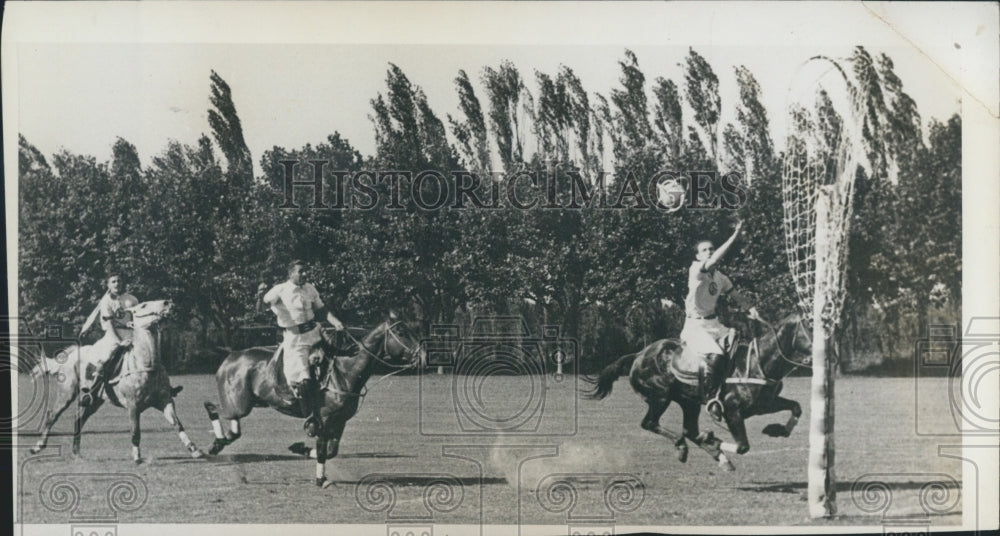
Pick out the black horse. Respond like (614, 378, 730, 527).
(204, 311, 424, 486)
(584, 313, 812, 470)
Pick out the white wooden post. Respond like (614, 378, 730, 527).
(809, 187, 837, 518)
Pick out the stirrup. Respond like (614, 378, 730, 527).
(303, 415, 320, 438)
(706, 398, 725, 422)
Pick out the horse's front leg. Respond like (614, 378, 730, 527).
(315, 420, 345, 489)
(679, 401, 734, 471)
(128, 404, 143, 464)
(759, 396, 802, 438)
(72, 397, 104, 457)
(162, 401, 204, 458)
(719, 407, 750, 458)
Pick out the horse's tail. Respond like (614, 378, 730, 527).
(582, 352, 638, 400)
(31, 345, 79, 378)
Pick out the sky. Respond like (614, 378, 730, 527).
(15, 41, 960, 177)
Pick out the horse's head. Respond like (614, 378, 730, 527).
(379, 309, 426, 367)
(128, 300, 174, 329)
(771, 312, 813, 366)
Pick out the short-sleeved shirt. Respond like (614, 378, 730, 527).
(263, 281, 324, 328)
(99, 292, 139, 331)
(685, 261, 733, 317)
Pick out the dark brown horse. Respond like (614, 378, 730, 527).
(584, 313, 812, 470)
(204, 312, 425, 487)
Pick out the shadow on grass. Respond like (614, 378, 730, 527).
(339, 452, 418, 459)
(201, 452, 418, 463)
(206, 453, 310, 463)
(739, 479, 961, 494)
(328, 475, 508, 486)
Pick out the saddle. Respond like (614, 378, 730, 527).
(81, 345, 129, 407)
(667, 341, 709, 386)
(667, 337, 741, 387)
(104, 345, 128, 385)
(267, 341, 353, 401)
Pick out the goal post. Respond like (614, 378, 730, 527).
(782, 55, 867, 519)
(808, 186, 838, 517)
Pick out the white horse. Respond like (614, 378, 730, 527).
(29, 300, 203, 463)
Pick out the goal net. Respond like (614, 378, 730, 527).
(782, 55, 868, 518)
(782, 57, 867, 339)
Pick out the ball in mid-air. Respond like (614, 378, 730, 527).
(656, 179, 686, 212)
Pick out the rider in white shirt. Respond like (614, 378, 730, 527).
(680, 221, 745, 422)
(258, 260, 344, 437)
(80, 273, 139, 406)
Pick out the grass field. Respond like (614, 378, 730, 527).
(16, 373, 962, 527)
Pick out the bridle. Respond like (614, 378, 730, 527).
(126, 303, 172, 330)
(342, 320, 422, 370)
(324, 320, 423, 402)
(726, 313, 812, 388)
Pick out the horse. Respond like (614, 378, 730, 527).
(29, 299, 204, 463)
(583, 312, 812, 471)
(203, 311, 425, 487)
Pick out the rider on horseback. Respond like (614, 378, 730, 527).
(258, 260, 345, 438)
(681, 221, 747, 423)
(79, 273, 138, 406)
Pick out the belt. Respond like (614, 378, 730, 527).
(686, 314, 717, 320)
(284, 320, 318, 334)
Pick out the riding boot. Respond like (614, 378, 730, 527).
(80, 371, 105, 407)
(297, 379, 323, 438)
(702, 354, 726, 422)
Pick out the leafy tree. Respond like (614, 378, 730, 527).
(896, 116, 961, 329)
(448, 70, 491, 174)
(608, 49, 653, 163)
(208, 70, 254, 189)
(482, 61, 529, 172)
(651, 77, 684, 165)
(258, 133, 364, 317)
(683, 48, 722, 161)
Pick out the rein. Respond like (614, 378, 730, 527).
(323, 321, 420, 401)
(342, 321, 420, 369)
(759, 315, 813, 372)
(724, 314, 811, 388)
(115, 312, 168, 379)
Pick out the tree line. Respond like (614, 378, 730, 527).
(18, 47, 960, 372)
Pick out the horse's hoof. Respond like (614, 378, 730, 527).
(303, 419, 319, 438)
(288, 442, 311, 457)
(190, 448, 205, 459)
(315, 477, 327, 488)
(321, 479, 335, 489)
(170, 386, 183, 397)
(718, 454, 735, 472)
(134, 458, 145, 465)
(676, 448, 688, 463)
(209, 442, 225, 456)
(29, 446, 43, 455)
(762, 423, 790, 437)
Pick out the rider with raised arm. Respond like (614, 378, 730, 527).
(80, 273, 139, 406)
(681, 221, 747, 422)
(257, 260, 345, 437)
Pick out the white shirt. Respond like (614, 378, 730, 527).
(685, 261, 733, 317)
(99, 292, 139, 332)
(262, 281, 324, 328)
